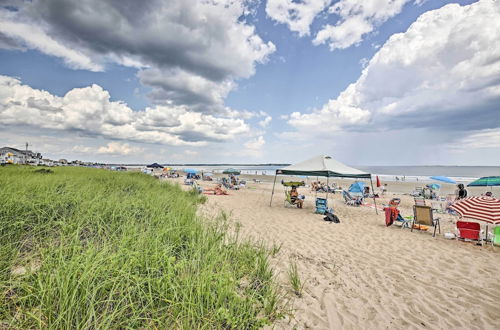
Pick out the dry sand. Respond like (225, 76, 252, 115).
(172, 176, 500, 329)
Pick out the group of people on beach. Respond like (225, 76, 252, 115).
(310, 181, 338, 193)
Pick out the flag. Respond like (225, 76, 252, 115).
(376, 176, 381, 187)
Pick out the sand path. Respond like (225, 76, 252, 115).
(197, 181, 500, 329)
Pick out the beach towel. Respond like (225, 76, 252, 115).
(384, 207, 399, 227)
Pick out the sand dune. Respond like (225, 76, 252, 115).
(190, 178, 500, 329)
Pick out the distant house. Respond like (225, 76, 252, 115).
(58, 159, 68, 165)
(41, 159, 54, 166)
(0, 147, 42, 165)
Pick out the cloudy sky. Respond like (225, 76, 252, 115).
(1, 0, 499, 165)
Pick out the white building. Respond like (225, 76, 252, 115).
(0, 147, 43, 165)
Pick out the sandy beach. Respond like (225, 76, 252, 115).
(172, 175, 500, 329)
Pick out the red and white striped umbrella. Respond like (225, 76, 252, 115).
(451, 196, 500, 224)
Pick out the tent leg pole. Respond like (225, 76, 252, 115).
(269, 174, 278, 207)
(370, 177, 378, 215)
(485, 224, 488, 243)
(315, 176, 318, 199)
(326, 177, 329, 203)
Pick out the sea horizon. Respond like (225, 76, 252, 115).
(118, 163, 500, 181)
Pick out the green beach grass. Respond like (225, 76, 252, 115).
(0, 166, 283, 328)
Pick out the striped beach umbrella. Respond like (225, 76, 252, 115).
(467, 176, 500, 187)
(451, 196, 500, 224)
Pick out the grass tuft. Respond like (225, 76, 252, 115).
(287, 262, 303, 297)
(0, 165, 283, 328)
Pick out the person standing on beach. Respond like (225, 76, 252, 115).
(455, 184, 468, 200)
(382, 184, 387, 195)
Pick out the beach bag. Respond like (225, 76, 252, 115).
(323, 210, 340, 223)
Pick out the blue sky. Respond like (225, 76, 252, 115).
(1, 0, 499, 165)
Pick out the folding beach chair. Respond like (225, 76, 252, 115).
(315, 198, 328, 214)
(342, 190, 362, 206)
(456, 221, 482, 244)
(431, 201, 445, 214)
(414, 197, 426, 206)
(284, 190, 299, 208)
(411, 205, 441, 237)
(411, 187, 423, 197)
(491, 226, 500, 246)
(385, 198, 411, 229)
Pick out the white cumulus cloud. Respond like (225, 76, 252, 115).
(0, 0, 276, 113)
(288, 0, 500, 138)
(259, 116, 273, 128)
(266, 0, 421, 50)
(97, 142, 143, 156)
(0, 75, 252, 146)
(266, 0, 332, 36)
(313, 0, 411, 50)
(243, 135, 265, 157)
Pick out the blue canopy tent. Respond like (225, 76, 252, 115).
(348, 181, 365, 196)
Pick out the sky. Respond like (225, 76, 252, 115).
(0, 0, 499, 165)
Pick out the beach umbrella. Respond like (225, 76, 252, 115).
(451, 196, 500, 224)
(467, 176, 500, 187)
(376, 176, 381, 187)
(426, 183, 441, 190)
(222, 168, 241, 175)
(430, 176, 456, 184)
(184, 168, 198, 174)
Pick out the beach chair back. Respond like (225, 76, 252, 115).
(342, 190, 351, 202)
(493, 226, 500, 245)
(284, 190, 295, 207)
(315, 198, 328, 214)
(411, 205, 441, 236)
(414, 197, 426, 206)
(431, 201, 444, 213)
(456, 221, 481, 241)
(413, 205, 433, 225)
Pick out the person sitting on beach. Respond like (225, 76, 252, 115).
(485, 191, 493, 197)
(205, 184, 228, 195)
(290, 186, 303, 208)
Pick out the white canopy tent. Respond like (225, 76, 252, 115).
(269, 155, 377, 213)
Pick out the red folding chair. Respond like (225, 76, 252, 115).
(456, 221, 481, 243)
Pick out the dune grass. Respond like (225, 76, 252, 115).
(287, 262, 303, 298)
(0, 166, 283, 328)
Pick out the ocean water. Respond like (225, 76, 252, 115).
(130, 164, 500, 182)
(357, 166, 500, 178)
